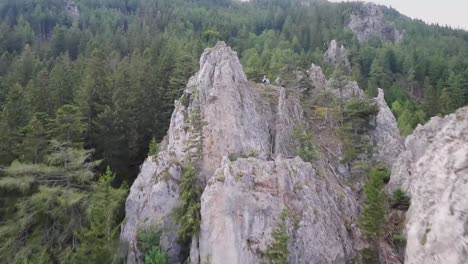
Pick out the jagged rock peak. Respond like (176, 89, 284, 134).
(370, 88, 404, 166)
(324, 39, 351, 71)
(306, 63, 327, 91)
(188, 41, 247, 92)
(306, 63, 364, 99)
(346, 3, 403, 43)
(388, 107, 468, 264)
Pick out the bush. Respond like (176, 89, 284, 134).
(173, 163, 202, 259)
(359, 168, 390, 239)
(264, 210, 289, 264)
(148, 137, 159, 156)
(292, 125, 318, 162)
(338, 98, 379, 163)
(361, 247, 379, 264)
(227, 150, 258, 161)
(391, 189, 410, 210)
(137, 228, 168, 264)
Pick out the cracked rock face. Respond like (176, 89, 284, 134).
(388, 107, 468, 264)
(197, 157, 360, 264)
(346, 3, 403, 43)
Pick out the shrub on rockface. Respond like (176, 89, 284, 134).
(292, 125, 319, 162)
(360, 167, 389, 239)
(264, 210, 289, 264)
(391, 189, 410, 210)
(338, 98, 379, 163)
(137, 228, 168, 264)
(173, 163, 202, 259)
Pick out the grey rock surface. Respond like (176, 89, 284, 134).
(324, 40, 351, 72)
(346, 3, 403, 43)
(307, 63, 364, 99)
(370, 88, 404, 167)
(121, 42, 304, 263)
(65, 0, 80, 18)
(274, 87, 303, 157)
(198, 156, 360, 264)
(388, 107, 468, 264)
(186, 41, 275, 180)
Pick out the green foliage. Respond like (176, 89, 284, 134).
(361, 247, 379, 264)
(338, 98, 379, 163)
(391, 189, 410, 210)
(53, 104, 86, 147)
(360, 167, 390, 240)
(71, 166, 128, 264)
(137, 228, 168, 264)
(264, 210, 289, 264)
(228, 150, 258, 162)
(149, 137, 159, 156)
(292, 125, 319, 162)
(146, 248, 169, 264)
(392, 100, 427, 137)
(0, 143, 96, 263)
(173, 163, 202, 259)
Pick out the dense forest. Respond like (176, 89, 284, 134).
(0, 0, 466, 262)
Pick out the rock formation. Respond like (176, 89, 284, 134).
(388, 107, 468, 264)
(121, 42, 367, 263)
(324, 40, 351, 72)
(65, 0, 80, 18)
(306, 63, 364, 99)
(370, 88, 404, 167)
(346, 3, 403, 43)
(196, 157, 360, 264)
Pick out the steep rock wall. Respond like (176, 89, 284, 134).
(388, 107, 468, 264)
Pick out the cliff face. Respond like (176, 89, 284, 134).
(346, 3, 403, 43)
(388, 107, 468, 264)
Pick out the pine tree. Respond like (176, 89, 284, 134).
(71, 166, 127, 264)
(148, 137, 159, 156)
(0, 141, 96, 263)
(49, 54, 76, 110)
(265, 210, 289, 264)
(360, 168, 389, 239)
(0, 83, 31, 164)
(173, 163, 201, 259)
(76, 49, 110, 147)
(19, 113, 50, 163)
(53, 104, 86, 147)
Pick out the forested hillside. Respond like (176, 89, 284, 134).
(0, 0, 466, 262)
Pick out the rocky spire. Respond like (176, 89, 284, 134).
(306, 63, 364, 99)
(370, 88, 404, 166)
(324, 39, 351, 72)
